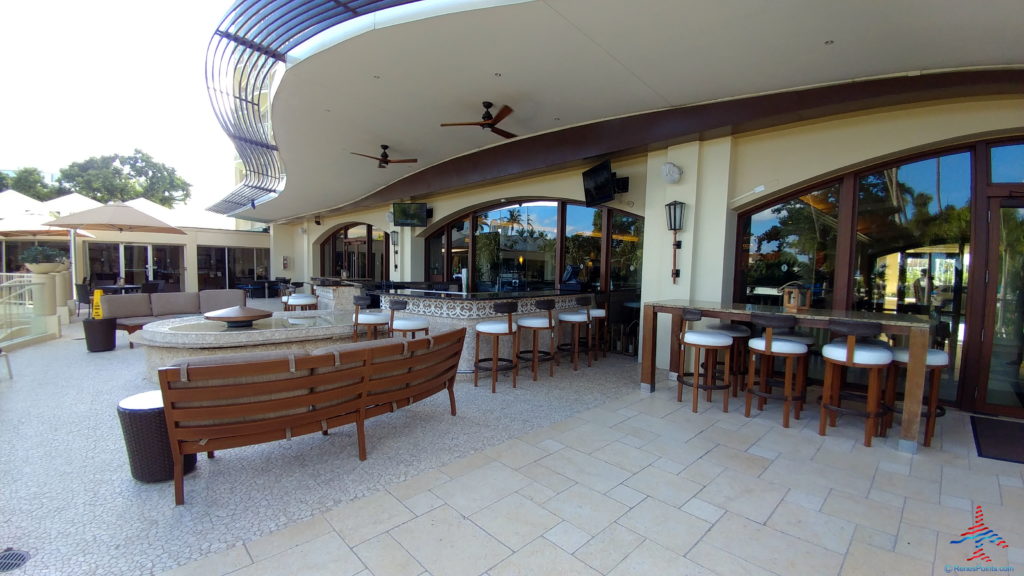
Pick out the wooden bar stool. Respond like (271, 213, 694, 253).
(706, 321, 752, 397)
(515, 299, 558, 381)
(557, 295, 594, 371)
(744, 313, 809, 428)
(589, 293, 609, 360)
(882, 347, 948, 447)
(388, 300, 430, 339)
(474, 301, 520, 392)
(352, 295, 389, 342)
(819, 319, 893, 447)
(677, 309, 735, 413)
(283, 293, 318, 311)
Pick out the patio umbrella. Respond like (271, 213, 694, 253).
(43, 202, 187, 234)
(0, 213, 96, 238)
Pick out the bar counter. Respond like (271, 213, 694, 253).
(373, 289, 586, 372)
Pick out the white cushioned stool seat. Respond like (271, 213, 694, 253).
(683, 330, 733, 347)
(892, 347, 949, 366)
(477, 320, 517, 334)
(558, 311, 589, 323)
(582, 308, 607, 318)
(517, 316, 555, 329)
(353, 312, 389, 324)
(748, 336, 808, 355)
(821, 342, 893, 365)
(392, 318, 429, 331)
(286, 294, 317, 305)
(774, 330, 816, 346)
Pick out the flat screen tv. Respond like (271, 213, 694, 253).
(583, 160, 615, 207)
(392, 202, 428, 227)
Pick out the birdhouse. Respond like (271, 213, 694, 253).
(781, 284, 811, 312)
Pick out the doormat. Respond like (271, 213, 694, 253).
(971, 416, 1024, 464)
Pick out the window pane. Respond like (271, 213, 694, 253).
(450, 217, 470, 291)
(740, 184, 839, 309)
(991, 143, 1024, 184)
(609, 212, 643, 291)
(197, 246, 226, 290)
(564, 204, 603, 291)
(473, 202, 558, 292)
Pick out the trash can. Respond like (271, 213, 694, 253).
(83, 317, 116, 352)
(117, 390, 196, 483)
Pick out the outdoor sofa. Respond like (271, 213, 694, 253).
(100, 289, 246, 345)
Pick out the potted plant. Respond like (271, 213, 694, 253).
(21, 245, 68, 274)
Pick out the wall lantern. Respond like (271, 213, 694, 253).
(391, 233, 400, 270)
(665, 201, 686, 283)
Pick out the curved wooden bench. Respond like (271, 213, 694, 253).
(157, 327, 466, 505)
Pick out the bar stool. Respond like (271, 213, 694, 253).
(516, 299, 558, 381)
(352, 295, 389, 342)
(882, 347, 948, 447)
(677, 309, 735, 413)
(283, 293, 318, 311)
(388, 299, 430, 339)
(474, 301, 519, 392)
(819, 319, 893, 447)
(588, 293, 609, 360)
(557, 295, 595, 371)
(706, 321, 752, 396)
(744, 313, 809, 427)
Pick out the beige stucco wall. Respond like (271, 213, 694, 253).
(272, 95, 1024, 373)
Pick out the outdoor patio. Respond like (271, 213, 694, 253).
(0, 300, 1021, 575)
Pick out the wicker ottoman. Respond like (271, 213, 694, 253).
(117, 390, 196, 483)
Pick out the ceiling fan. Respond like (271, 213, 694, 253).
(350, 144, 417, 168)
(441, 101, 517, 139)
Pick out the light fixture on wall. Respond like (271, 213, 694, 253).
(391, 233, 399, 271)
(661, 162, 683, 184)
(314, 215, 322, 226)
(665, 200, 686, 283)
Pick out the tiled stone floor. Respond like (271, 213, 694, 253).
(3, 301, 1022, 575)
(160, 363, 1024, 575)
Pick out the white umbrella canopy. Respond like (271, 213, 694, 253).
(43, 202, 186, 234)
(0, 213, 95, 238)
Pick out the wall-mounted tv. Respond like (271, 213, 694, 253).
(393, 202, 428, 227)
(583, 160, 615, 207)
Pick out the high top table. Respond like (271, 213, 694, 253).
(640, 300, 933, 454)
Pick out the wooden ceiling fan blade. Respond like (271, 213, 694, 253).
(490, 126, 517, 139)
(351, 152, 384, 161)
(441, 121, 487, 127)
(389, 158, 418, 164)
(490, 105, 513, 125)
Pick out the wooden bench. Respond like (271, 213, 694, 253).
(157, 328, 466, 505)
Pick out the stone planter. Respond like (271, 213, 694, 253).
(25, 262, 63, 274)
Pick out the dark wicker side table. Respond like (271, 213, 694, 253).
(117, 390, 196, 483)
(83, 317, 116, 352)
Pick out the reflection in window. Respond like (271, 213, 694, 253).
(991, 143, 1024, 184)
(855, 152, 971, 314)
(474, 202, 558, 292)
(739, 184, 839, 309)
(564, 205, 602, 292)
(609, 212, 643, 291)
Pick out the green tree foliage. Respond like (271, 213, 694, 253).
(6, 167, 58, 201)
(58, 149, 191, 207)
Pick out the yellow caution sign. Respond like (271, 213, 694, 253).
(92, 289, 104, 319)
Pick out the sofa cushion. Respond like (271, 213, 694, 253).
(101, 293, 153, 319)
(199, 289, 247, 313)
(151, 292, 200, 317)
(116, 316, 160, 329)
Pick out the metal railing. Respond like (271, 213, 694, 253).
(205, 0, 420, 217)
(0, 273, 50, 348)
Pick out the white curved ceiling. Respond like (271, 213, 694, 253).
(250, 0, 1024, 222)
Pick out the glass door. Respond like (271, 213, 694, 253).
(977, 198, 1024, 417)
(123, 244, 151, 286)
